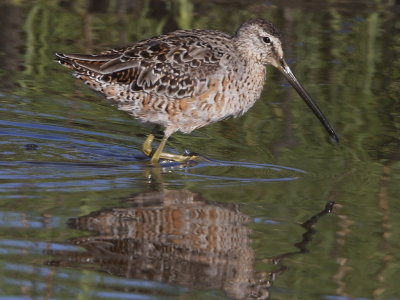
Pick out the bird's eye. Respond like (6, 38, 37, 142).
(262, 36, 271, 44)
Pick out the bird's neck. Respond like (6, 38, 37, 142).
(232, 51, 267, 116)
(233, 36, 263, 65)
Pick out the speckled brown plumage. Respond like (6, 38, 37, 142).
(56, 18, 338, 163)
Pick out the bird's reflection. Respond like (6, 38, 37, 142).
(47, 189, 334, 299)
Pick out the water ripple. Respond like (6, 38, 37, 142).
(162, 159, 306, 185)
(1, 98, 306, 191)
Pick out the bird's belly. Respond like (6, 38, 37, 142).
(171, 82, 264, 133)
(102, 72, 265, 134)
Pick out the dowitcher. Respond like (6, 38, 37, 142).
(55, 18, 338, 163)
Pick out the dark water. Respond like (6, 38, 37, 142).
(1, 0, 399, 299)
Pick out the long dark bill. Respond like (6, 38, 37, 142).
(278, 59, 339, 143)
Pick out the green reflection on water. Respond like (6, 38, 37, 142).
(0, 0, 399, 299)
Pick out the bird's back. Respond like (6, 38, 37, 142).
(56, 29, 235, 98)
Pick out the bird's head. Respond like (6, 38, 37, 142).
(235, 19, 339, 143)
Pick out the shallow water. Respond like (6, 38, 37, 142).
(1, 0, 399, 299)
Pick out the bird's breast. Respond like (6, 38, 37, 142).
(223, 63, 266, 118)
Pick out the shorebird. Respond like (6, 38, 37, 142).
(55, 18, 338, 163)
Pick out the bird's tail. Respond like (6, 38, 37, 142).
(54, 52, 119, 74)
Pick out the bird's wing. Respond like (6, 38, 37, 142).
(57, 30, 232, 99)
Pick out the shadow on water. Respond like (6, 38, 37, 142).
(46, 188, 334, 300)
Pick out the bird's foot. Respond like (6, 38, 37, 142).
(142, 133, 208, 164)
(153, 151, 206, 164)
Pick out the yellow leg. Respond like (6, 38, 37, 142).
(142, 134, 155, 157)
(142, 133, 200, 164)
(150, 134, 169, 163)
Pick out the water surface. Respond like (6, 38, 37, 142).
(1, 0, 399, 299)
